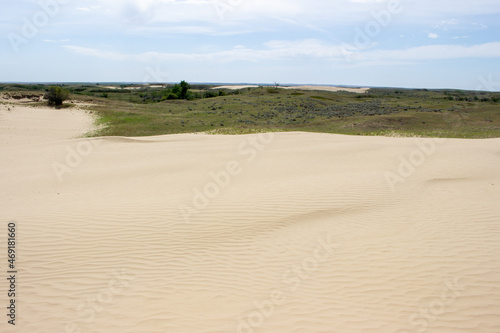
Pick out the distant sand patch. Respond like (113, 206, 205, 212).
(281, 85, 370, 93)
(212, 85, 370, 93)
(212, 85, 260, 90)
(102, 85, 167, 90)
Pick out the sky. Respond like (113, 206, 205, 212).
(1, 0, 500, 90)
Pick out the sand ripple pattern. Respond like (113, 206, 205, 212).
(1, 133, 500, 333)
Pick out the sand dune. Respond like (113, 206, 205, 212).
(280, 85, 370, 93)
(103, 85, 167, 90)
(0, 103, 97, 146)
(212, 85, 260, 90)
(1, 106, 500, 333)
(213, 85, 370, 93)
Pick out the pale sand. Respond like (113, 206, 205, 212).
(0, 103, 97, 146)
(1, 107, 500, 333)
(280, 85, 370, 93)
(213, 85, 370, 93)
(103, 85, 167, 90)
(213, 85, 260, 90)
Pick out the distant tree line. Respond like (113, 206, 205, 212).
(7, 81, 248, 105)
(137, 81, 242, 103)
(444, 95, 500, 102)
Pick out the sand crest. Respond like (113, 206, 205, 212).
(1, 107, 499, 333)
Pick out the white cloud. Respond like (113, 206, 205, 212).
(63, 41, 500, 65)
(77, 5, 101, 12)
(63, 40, 346, 63)
(434, 18, 459, 29)
(472, 22, 488, 30)
(428, 33, 439, 39)
(366, 42, 500, 61)
(349, 0, 386, 2)
(4, 0, 500, 35)
(79, 0, 500, 30)
(43, 39, 70, 43)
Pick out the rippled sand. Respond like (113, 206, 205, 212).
(1, 104, 499, 333)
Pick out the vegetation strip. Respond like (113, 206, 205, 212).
(1, 83, 499, 138)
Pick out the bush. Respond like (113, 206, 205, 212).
(203, 90, 219, 98)
(179, 80, 190, 99)
(163, 80, 191, 100)
(45, 86, 69, 106)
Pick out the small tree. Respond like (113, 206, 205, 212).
(179, 80, 190, 99)
(171, 84, 181, 98)
(45, 86, 69, 106)
(167, 80, 191, 100)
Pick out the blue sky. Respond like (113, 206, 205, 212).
(1, 0, 500, 90)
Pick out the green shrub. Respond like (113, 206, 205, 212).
(203, 90, 219, 98)
(45, 86, 69, 106)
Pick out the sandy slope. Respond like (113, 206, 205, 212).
(0, 103, 97, 146)
(1, 107, 500, 333)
